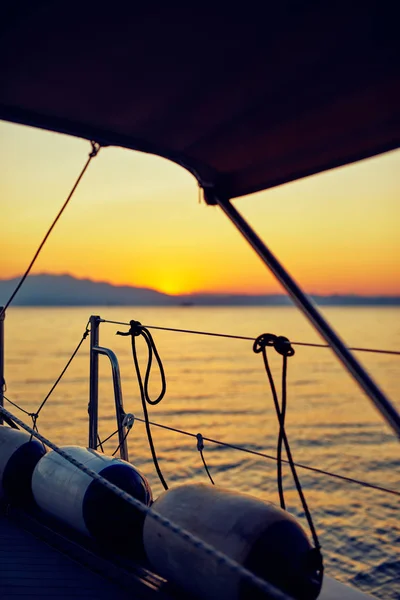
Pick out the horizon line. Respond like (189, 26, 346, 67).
(1, 272, 399, 298)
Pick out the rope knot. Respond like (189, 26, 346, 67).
(253, 333, 276, 354)
(274, 335, 295, 357)
(117, 320, 143, 337)
(29, 412, 40, 442)
(129, 320, 143, 337)
(89, 141, 101, 158)
(196, 432, 204, 451)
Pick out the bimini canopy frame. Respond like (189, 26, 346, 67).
(1, 2, 399, 436)
(212, 196, 400, 438)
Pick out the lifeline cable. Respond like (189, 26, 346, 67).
(2, 394, 31, 417)
(0, 323, 90, 421)
(95, 426, 128, 454)
(133, 417, 399, 496)
(97, 428, 120, 448)
(35, 321, 90, 417)
(27, 322, 90, 441)
(3, 390, 399, 496)
(0, 322, 90, 443)
(112, 428, 131, 457)
(0, 142, 100, 318)
(101, 319, 400, 356)
(117, 320, 168, 490)
(97, 434, 105, 453)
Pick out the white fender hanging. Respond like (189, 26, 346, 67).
(32, 446, 152, 552)
(0, 424, 46, 506)
(143, 483, 322, 600)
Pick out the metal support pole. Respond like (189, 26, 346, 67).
(88, 315, 100, 448)
(216, 197, 400, 438)
(0, 307, 4, 425)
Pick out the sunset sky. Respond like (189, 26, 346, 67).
(1, 120, 399, 296)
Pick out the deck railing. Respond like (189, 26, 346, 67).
(88, 315, 128, 461)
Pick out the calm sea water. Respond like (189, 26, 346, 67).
(3, 306, 400, 598)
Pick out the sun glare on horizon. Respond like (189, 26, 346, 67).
(1, 120, 399, 297)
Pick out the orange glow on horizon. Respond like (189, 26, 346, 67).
(1, 121, 399, 298)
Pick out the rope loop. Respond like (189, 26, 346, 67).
(253, 332, 276, 353)
(274, 335, 295, 357)
(120, 318, 168, 489)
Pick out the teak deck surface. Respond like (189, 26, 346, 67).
(0, 513, 134, 599)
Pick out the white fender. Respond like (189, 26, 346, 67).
(143, 483, 322, 600)
(0, 424, 45, 505)
(32, 446, 152, 550)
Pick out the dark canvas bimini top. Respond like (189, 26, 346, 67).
(0, 1, 399, 200)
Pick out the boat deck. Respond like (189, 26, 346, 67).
(0, 509, 173, 600)
(0, 507, 374, 600)
(0, 513, 134, 599)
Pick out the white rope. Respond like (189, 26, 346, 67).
(0, 405, 293, 600)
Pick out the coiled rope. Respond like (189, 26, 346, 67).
(0, 404, 293, 600)
(117, 320, 168, 490)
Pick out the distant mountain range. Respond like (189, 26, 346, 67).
(0, 274, 399, 307)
